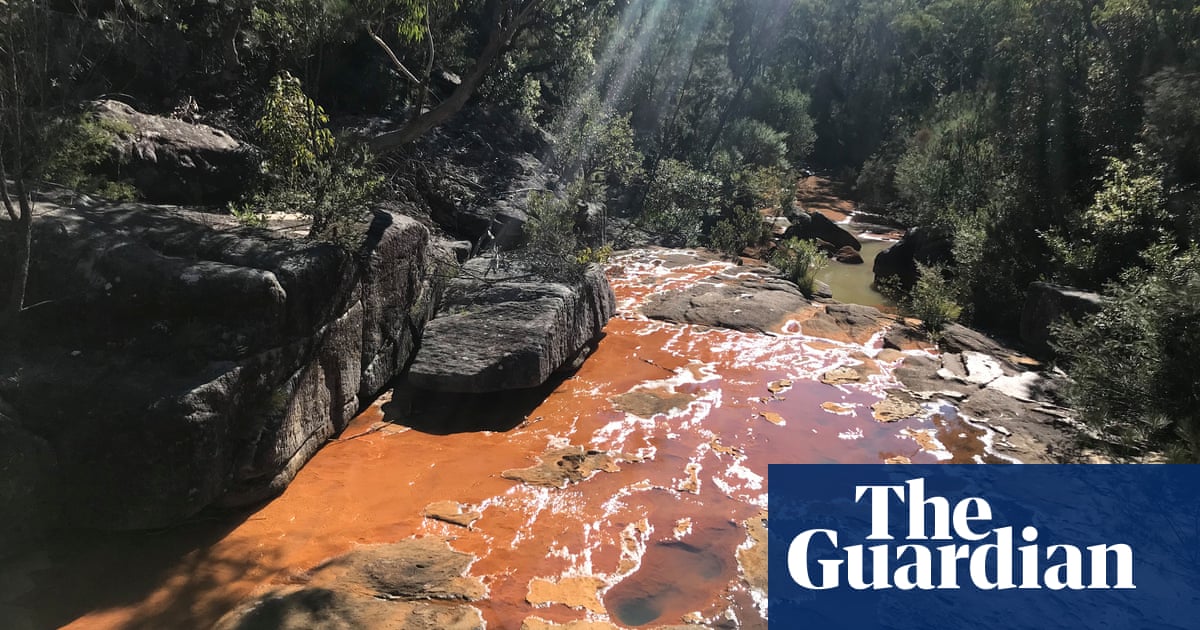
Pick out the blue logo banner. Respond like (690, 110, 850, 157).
(767, 465, 1200, 629)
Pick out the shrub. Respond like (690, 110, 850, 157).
(709, 206, 766, 257)
(639, 158, 721, 246)
(770, 237, 827, 297)
(553, 89, 643, 190)
(257, 71, 335, 177)
(247, 72, 377, 244)
(522, 189, 598, 280)
(1054, 245, 1200, 459)
(43, 114, 138, 200)
(907, 263, 962, 335)
(723, 118, 789, 169)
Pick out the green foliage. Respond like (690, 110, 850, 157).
(1054, 246, 1200, 459)
(893, 93, 1002, 230)
(522, 190, 593, 279)
(1140, 68, 1200, 183)
(722, 118, 788, 169)
(248, 73, 377, 244)
(907, 263, 962, 335)
(855, 152, 896, 209)
(43, 114, 138, 201)
(257, 72, 335, 175)
(708, 205, 766, 257)
(748, 87, 816, 163)
(515, 75, 544, 126)
(230, 203, 269, 228)
(639, 159, 721, 247)
(769, 237, 827, 297)
(554, 90, 644, 190)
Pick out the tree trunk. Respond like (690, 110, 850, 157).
(1, 181, 32, 332)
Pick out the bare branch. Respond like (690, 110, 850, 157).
(366, 23, 425, 87)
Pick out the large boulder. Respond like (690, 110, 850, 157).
(1019, 281, 1106, 356)
(407, 256, 616, 393)
(873, 226, 953, 288)
(784, 211, 861, 251)
(91, 99, 256, 204)
(0, 199, 445, 537)
(642, 275, 810, 333)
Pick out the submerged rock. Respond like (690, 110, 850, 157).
(407, 256, 615, 393)
(215, 538, 486, 630)
(834, 245, 864, 264)
(871, 393, 925, 422)
(423, 501, 482, 528)
(501, 445, 641, 488)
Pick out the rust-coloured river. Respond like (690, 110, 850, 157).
(9, 249, 1011, 629)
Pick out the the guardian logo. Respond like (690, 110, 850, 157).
(787, 478, 1136, 591)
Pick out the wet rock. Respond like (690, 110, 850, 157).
(767, 379, 793, 394)
(408, 256, 616, 393)
(760, 411, 786, 425)
(613, 387, 695, 417)
(871, 393, 925, 422)
(91, 99, 256, 204)
(821, 402, 856, 415)
(423, 501, 482, 528)
(783, 211, 861, 251)
(526, 576, 606, 613)
(501, 445, 640, 488)
(1, 201, 443, 532)
(801, 303, 890, 344)
(215, 538, 486, 630)
(882, 324, 934, 351)
(521, 618, 620, 630)
(736, 512, 768, 595)
(876, 349, 906, 362)
(833, 246, 864, 264)
(641, 276, 809, 333)
(985, 371, 1066, 405)
(960, 351, 1006, 385)
(1020, 282, 1106, 356)
(893, 355, 980, 399)
(872, 226, 953, 288)
(820, 367, 864, 385)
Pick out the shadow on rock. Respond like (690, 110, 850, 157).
(382, 370, 575, 435)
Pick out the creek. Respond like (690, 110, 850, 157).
(9, 249, 1010, 630)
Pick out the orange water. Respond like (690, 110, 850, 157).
(7, 248, 1009, 629)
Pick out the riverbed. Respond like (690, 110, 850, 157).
(6, 249, 1010, 630)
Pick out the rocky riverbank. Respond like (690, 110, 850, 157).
(1, 247, 1099, 630)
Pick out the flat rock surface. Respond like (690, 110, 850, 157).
(408, 257, 616, 393)
(641, 275, 809, 333)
